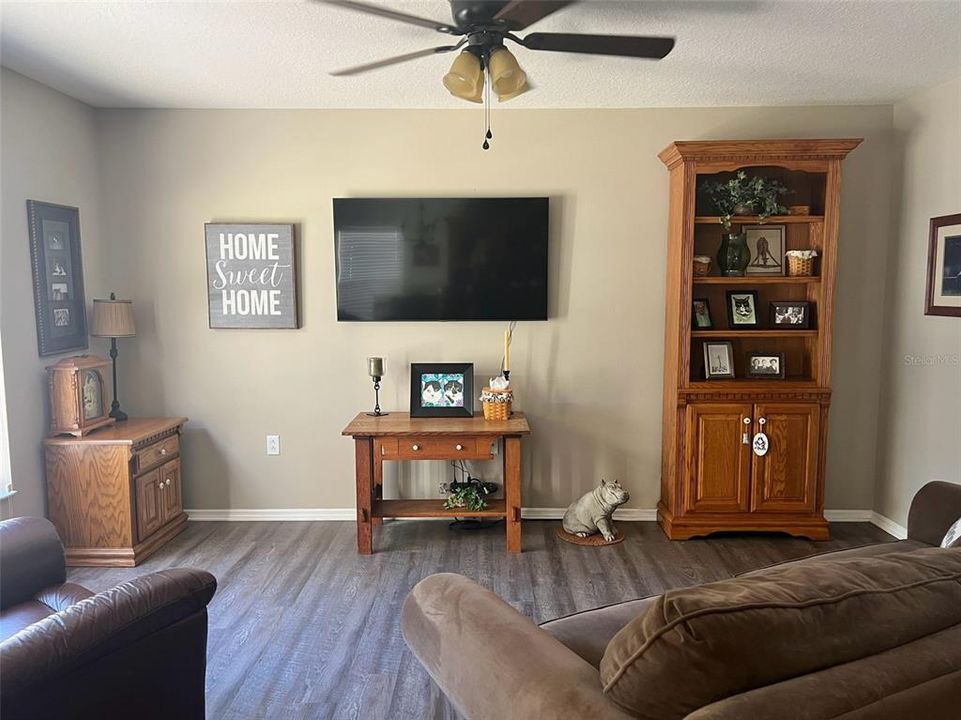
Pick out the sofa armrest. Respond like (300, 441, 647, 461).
(401, 573, 635, 720)
(907, 481, 961, 546)
(0, 517, 66, 610)
(0, 568, 216, 697)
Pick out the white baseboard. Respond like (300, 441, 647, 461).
(187, 507, 884, 526)
(869, 511, 908, 539)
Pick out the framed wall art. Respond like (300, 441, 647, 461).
(744, 224, 785, 276)
(27, 201, 88, 356)
(925, 213, 961, 317)
(770, 300, 812, 329)
(692, 298, 713, 329)
(747, 351, 786, 379)
(205, 223, 299, 329)
(726, 290, 760, 329)
(410, 363, 474, 418)
(703, 341, 735, 380)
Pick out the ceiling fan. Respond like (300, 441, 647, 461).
(319, 0, 675, 146)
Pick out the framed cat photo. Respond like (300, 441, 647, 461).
(410, 362, 474, 418)
(692, 298, 713, 329)
(925, 213, 961, 317)
(726, 290, 760, 328)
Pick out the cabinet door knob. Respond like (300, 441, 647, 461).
(759, 417, 766, 426)
(743, 417, 751, 425)
(160, 448, 168, 456)
(455, 444, 463, 451)
(159, 483, 164, 491)
(411, 444, 420, 451)
(166, 478, 172, 486)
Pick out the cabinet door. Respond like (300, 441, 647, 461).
(159, 458, 183, 523)
(135, 468, 163, 541)
(751, 403, 820, 513)
(684, 403, 753, 514)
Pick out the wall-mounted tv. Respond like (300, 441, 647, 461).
(333, 197, 548, 321)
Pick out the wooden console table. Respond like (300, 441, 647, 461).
(342, 412, 531, 554)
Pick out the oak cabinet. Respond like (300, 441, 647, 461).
(45, 417, 188, 566)
(657, 140, 860, 541)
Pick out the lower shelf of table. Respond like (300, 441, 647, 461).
(374, 498, 507, 518)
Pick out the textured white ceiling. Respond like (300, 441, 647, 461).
(1, 0, 959, 109)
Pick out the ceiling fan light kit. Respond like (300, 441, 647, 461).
(323, 0, 675, 148)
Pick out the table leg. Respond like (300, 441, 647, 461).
(503, 436, 522, 553)
(372, 448, 384, 527)
(354, 437, 374, 554)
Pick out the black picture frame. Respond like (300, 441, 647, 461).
(692, 298, 713, 329)
(409, 362, 474, 418)
(726, 290, 760, 329)
(770, 301, 812, 329)
(27, 200, 88, 356)
(746, 351, 786, 379)
(703, 341, 735, 380)
(925, 213, 961, 317)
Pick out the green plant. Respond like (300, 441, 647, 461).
(702, 171, 790, 229)
(443, 478, 489, 511)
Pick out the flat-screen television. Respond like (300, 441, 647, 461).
(333, 197, 548, 321)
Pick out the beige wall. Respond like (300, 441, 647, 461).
(91, 105, 896, 512)
(875, 77, 961, 526)
(0, 68, 108, 518)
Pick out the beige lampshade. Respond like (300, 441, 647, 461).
(489, 48, 528, 102)
(442, 50, 484, 103)
(91, 297, 136, 338)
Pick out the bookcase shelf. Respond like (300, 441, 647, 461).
(695, 215, 825, 225)
(691, 329, 818, 338)
(693, 276, 820, 285)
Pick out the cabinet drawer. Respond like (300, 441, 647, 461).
(380, 437, 493, 460)
(135, 434, 180, 473)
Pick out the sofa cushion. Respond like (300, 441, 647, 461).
(541, 597, 657, 668)
(599, 547, 961, 719)
(737, 538, 927, 577)
(0, 601, 54, 643)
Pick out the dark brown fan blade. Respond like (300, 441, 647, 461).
(493, 0, 574, 30)
(318, 0, 461, 35)
(521, 32, 675, 59)
(330, 42, 465, 76)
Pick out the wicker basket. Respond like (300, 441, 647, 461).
(693, 256, 712, 277)
(481, 387, 513, 421)
(787, 255, 816, 277)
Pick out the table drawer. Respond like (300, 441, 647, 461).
(380, 437, 494, 460)
(135, 434, 180, 473)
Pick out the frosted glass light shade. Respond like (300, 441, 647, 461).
(91, 297, 136, 337)
(489, 48, 528, 102)
(443, 51, 484, 103)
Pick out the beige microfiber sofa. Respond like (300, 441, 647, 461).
(402, 481, 961, 719)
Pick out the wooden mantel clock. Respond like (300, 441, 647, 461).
(47, 355, 115, 436)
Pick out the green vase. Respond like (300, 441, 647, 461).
(717, 232, 751, 276)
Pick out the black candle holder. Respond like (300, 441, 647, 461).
(366, 376, 389, 417)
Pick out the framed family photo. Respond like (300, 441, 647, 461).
(747, 351, 786, 379)
(744, 225, 785, 276)
(770, 300, 812, 329)
(703, 341, 735, 380)
(410, 362, 474, 418)
(726, 290, 760, 328)
(27, 200, 88, 356)
(925, 213, 961, 317)
(692, 298, 713, 329)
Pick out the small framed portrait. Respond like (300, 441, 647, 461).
(726, 290, 760, 328)
(925, 213, 961, 317)
(770, 301, 812, 329)
(747, 352, 786, 379)
(410, 362, 474, 418)
(744, 225, 786, 275)
(53, 308, 71, 327)
(692, 298, 713, 329)
(703, 341, 735, 380)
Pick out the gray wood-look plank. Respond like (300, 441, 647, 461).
(68, 519, 894, 720)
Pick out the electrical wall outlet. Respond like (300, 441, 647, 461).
(266, 435, 281, 455)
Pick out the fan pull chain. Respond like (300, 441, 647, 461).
(482, 64, 492, 150)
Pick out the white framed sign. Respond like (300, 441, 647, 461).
(205, 223, 299, 329)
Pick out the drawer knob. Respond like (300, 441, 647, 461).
(455, 444, 463, 451)
(160, 448, 168, 456)
(166, 478, 172, 486)
(412, 444, 420, 451)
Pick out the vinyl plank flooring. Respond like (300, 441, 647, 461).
(68, 519, 895, 719)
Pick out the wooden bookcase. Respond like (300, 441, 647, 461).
(657, 139, 861, 540)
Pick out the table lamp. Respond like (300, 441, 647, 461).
(91, 292, 136, 421)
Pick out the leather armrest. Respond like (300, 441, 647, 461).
(0, 568, 216, 696)
(0, 518, 66, 610)
(34, 583, 94, 612)
(401, 573, 635, 720)
(907, 481, 961, 546)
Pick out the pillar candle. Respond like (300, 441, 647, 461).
(367, 357, 384, 377)
(504, 330, 510, 372)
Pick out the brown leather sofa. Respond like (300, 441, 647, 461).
(402, 481, 961, 719)
(0, 516, 217, 720)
